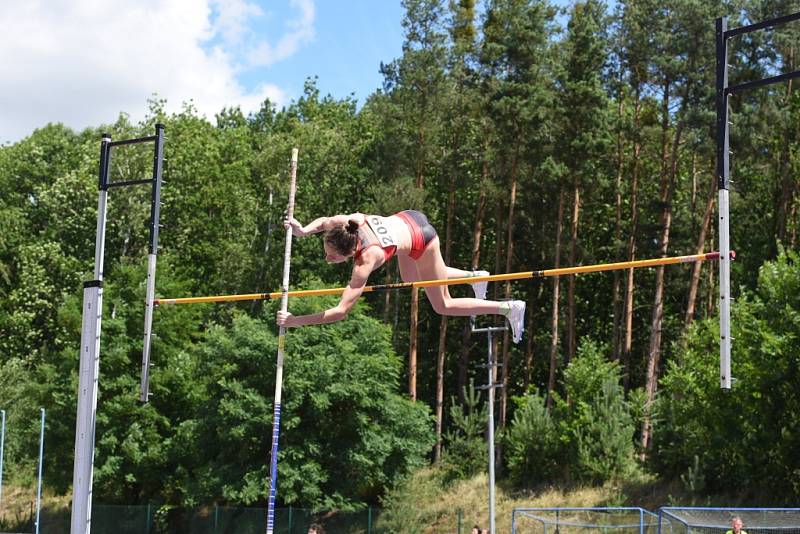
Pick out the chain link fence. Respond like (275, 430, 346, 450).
(14, 504, 382, 533)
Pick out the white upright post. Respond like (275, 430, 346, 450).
(266, 148, 299, 534)
(719, 188, 732, 388)
(35, 408, 45, 534)
(0, 409, 5, 510)
(140, 124, 165, 402)
(71, 134, 111, 534)
(716, 17, 732, 389)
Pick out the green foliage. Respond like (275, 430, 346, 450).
(505, 390, 561, 485)
(654, 248, 800, 501)
(506, 341, 637, 485)
(562, 342, 637, 483)
(441, 383, 488, 482)
(177, 290, 434, 509)
(1, 0, 800, 511)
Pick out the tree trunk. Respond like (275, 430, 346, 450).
(622, 98, 642, 391)
(546, 187, 565, 410)
(409, 287, 419, 401)
(458, 167, 488, 403)
(435, 170, 457, 462)
(641, 80, 687, 455)
(566, 178, 580, 365)
(684, 162, 716, 330)
(500, 140, 520, 431)
(523, 282, 541, 391)
(612, 97, 626, 360)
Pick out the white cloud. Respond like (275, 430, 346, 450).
(0, 0, 312, 143)
(247, 0, 315, 67)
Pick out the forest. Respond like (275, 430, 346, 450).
(1, 0, 799, 519)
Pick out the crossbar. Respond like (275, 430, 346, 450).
(107, 135, 158, 148)
(727, 70, 800, 94)
(153, 251, 729, 306)
(724, 11, 800, 38)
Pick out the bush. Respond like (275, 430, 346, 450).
(505, 390, 561, 485)
(562, 341, 637, 483)
(505, 340, 637, 485)
(441, 383, 488, 482)
(653, 249, 800, 501)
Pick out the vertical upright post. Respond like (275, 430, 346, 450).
(486, 330, 496, 534)
(0, 409, 5, 510)
(716, 17, 733, 389)
(266, 148, 299, 534)
(71, 133, 111, 534)
(35, 408, 45, 534)
(141, 124, 166, 402)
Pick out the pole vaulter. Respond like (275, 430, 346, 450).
(266, 148, 298, 534)
(153, 251, 734, 306)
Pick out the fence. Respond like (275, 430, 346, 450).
(4, 505, 382, 534)
(511, 507, 659, 534)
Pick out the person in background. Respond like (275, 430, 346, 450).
(726, 517, 747, 534)
(308, 523, 325, 534)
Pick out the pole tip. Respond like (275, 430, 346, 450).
(291, 148, 299, 161)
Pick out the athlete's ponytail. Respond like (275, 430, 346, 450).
(324, 219, 360, 256)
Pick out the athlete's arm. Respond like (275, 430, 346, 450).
(276, 253, 377, 327)
(284, 213, 362, 237)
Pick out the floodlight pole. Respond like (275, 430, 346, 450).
(472, 316, 506, 534)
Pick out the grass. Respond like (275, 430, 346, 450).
(375, 467, 696, 533)
(0, 485, 71, 532)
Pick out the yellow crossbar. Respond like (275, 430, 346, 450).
(153, 251, 728, 306)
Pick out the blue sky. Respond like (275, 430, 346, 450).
(0, 0, 583, 143)
(233, 1, 406, 105)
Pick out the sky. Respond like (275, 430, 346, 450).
(0, 0, 584, 145)
(0, 0, 405, 144)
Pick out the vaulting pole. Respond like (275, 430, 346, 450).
(155, 251, 730, 305)
(266, 148, 298, 534)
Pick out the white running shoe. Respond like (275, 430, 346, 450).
(471, 270, 490, 300)
(506, 300, 526, 344)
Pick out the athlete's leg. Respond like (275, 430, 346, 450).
(444, 266, 490, 299)
(398, 254, 420, 282)
(445, 266, 472, 278)
(415, 237, 502, 316)
(416, 237, 526, 342)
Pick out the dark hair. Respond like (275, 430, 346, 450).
(324, 219, 359, 256)
(308, 523, 325, 534)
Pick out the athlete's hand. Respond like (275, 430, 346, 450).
(283, 216, 305, 237)
(276, 310, 297, 327)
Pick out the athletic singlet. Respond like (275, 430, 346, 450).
(354, 215, 402, 263)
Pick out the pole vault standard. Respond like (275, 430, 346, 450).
(153, 251, 729, 306)
(71, 126, 165, 534)
(266, 148, 298, 534)
(716, 11, 800, 389)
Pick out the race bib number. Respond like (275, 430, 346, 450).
(369, 216, 396, 247)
